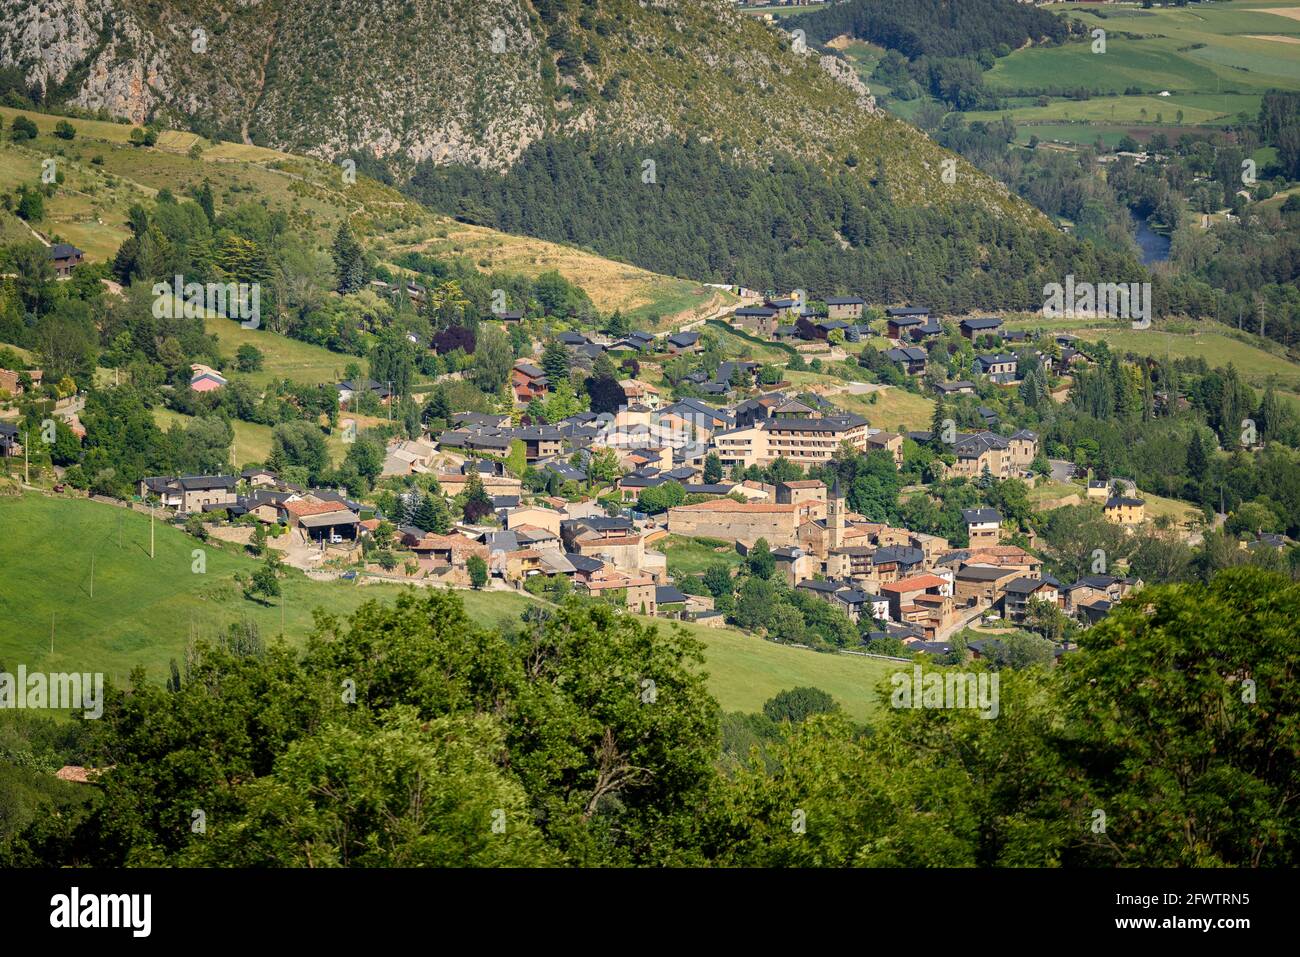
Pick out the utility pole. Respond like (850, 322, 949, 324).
(150, 505, 155, 559)
(387, 381, 393, 424)
(23, 430, 29, 485)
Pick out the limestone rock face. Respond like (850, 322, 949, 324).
(0, 0, 1035, 220)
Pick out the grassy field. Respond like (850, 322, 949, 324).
(153, 407, 350, 470)
(0, 106, 719, 322)
(202, 316, 353, 388)
(991, 3, 1300, 96)
(0, 494, 892, 719)
(704, 320, 798, 362)
(1004, 316, 1300, 391)
(1028, 478, 1198, 525)
(393, 221, 729, 323)
(832, 384, 936, 432)
(654, 534, 745, 577)
(154, 408, 272, 466)
(956, 2, 1300, 146)
(666, 618, 895, 721)
(0, 492, 428, 683)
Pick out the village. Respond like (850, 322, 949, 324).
(4, 284, 1177, 661)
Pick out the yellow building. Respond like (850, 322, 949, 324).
(1104, 495, 1146, 525)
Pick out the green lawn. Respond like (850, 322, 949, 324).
(705, 320, 797, 362)
(0, 494, 893, 719)
(203, 317, 354, 388)
(0, 492, 429, 684)
(655, 534, 745, 577)
(668, 618, 896, 721)
(153, 407, 350, 470)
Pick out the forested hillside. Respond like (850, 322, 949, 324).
(0, 0, 1146, 306)
(408, 134, 1142, 308)
(788, 0, 1075, 60)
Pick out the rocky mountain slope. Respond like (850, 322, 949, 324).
(1, 0, 1032, 220)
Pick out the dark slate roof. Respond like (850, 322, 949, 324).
(911, 641, 953, 656)
(962, 508, 1002, 524)
(885, 347, 927, 362)
(1106, 496, 1145, 507)
(796, 579, 841, 594)
(1004, 576, 1057, 595)
(826, 296, 865, 305)
(956, 564, 1009, 581)
(886, 306, 930, 317)
(50, 243, 82, 259)
(545, 462, 587, 482)
(765, 413, 868, 432)
(872, 545, 924, 566)
(177, 475, 237, 491)
(953, 431, 1009, 455)
(565, 552, 606, 573)
(683, 483, 732, 496)
(667, 331, 700, 347)
(656, 585, 689, 605)
(961, 317, 1003, 330)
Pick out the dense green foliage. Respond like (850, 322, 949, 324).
(408, 135, 1140, 311)
(790, 0, 1072, 61)
(3, 569, 1295, 866)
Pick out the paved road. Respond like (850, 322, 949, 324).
(1047, 458, 1077, 483)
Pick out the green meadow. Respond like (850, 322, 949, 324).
(0, 494, 891, 719)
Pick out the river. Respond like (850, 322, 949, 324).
(1131, 211, 1171, 265)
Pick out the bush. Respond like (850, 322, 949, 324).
(10, 115, 37, 141)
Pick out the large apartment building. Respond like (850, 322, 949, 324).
(713, 413, 870, 469)
(947, 430, 1038, 480)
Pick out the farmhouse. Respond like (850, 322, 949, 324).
(0, 367, 42, 396)
(49, 243, 83, 277)
(1104, 495, 1146, 525)
(139, 475, 238, 513)
(885, 307, 929, 339)
(1001, 576, 1061, 622)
